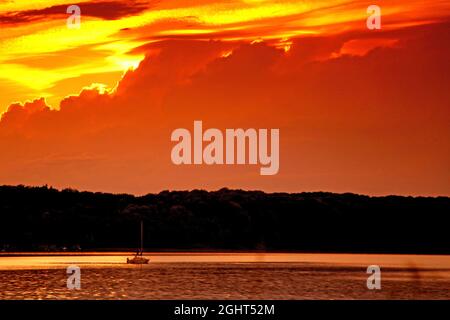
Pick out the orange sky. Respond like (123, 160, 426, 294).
(0, 0, 449, 195)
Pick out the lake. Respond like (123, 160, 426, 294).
(0, 253, 449, 299)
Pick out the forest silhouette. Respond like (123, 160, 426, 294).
(0, 185, 449, 253)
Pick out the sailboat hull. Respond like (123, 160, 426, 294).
(127, 257, 149, 264)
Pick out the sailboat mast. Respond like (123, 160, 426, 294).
(140, 220, 144, 253)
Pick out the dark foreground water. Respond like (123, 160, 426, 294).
(0, 253, 449, 299)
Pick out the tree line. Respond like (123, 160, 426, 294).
(0, 185, 449, 253)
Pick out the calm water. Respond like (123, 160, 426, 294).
(0, 253, 449, 299)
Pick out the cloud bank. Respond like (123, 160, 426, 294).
(0, 23, 449, 195)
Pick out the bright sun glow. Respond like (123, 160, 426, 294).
(0, 0, 448, 112)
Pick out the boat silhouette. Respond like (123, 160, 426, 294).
(127, 220, 149, 264)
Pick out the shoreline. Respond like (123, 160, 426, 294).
(1, 251, 450, 257)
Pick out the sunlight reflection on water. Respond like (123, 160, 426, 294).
(0, 253, 449, 299)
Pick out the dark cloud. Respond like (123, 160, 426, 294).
(0, 0, 152, 24)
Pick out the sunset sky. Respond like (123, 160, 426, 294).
(0, 0, 449, 195)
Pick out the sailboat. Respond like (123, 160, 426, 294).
(127, 220, 149, 264)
